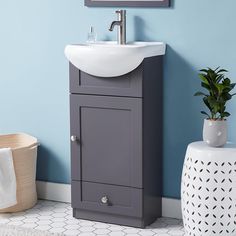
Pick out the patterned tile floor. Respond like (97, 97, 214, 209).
(0, 200, 184, 236)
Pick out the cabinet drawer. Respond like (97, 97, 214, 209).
(69, 63, 143, 97)
(72, 181, 143, 218)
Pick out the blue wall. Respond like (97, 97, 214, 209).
(0, 0, 235, 199)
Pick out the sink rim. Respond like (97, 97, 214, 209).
(65, 41, 166, 77)
(71, 41, 165, 48)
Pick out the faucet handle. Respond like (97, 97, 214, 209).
(115, 10, 126, 20)
(115, 10, 126, 14)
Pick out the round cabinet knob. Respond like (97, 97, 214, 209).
(70, 135, 78, 142)
(101, 196, 109, 204)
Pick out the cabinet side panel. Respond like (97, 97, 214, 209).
(143, 56, 163, 225)
(70, 63, 80, 94)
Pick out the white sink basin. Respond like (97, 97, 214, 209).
(64, 41, 166, 77)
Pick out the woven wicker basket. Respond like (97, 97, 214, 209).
(0, 133, 39, 213)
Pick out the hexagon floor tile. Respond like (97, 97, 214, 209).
(0, 200, 184, 236)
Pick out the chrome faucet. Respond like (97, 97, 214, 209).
(109, 10, 126, 45)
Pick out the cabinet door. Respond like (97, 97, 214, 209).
(70, 94, 142, 188)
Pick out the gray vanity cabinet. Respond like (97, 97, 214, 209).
(69, 56, 163, 228)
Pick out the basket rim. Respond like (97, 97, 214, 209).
(0, 133, 39, 150)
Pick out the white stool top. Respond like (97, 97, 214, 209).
(187, 141, 236, 161)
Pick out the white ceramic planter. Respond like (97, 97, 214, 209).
(203, 119, 227, 147)
(181, 142, 236, 236)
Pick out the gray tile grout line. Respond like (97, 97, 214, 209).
(0, 200, 185, 236)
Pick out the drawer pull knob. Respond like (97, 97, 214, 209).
(101, 196, 109, 204)
(71, 135, 78, 142)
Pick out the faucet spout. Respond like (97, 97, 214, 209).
(109, 21, 121, 32)
(108, 10, 126, 45)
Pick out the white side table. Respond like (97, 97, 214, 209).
(181, 142, 236, 236)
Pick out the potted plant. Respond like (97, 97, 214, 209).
(194, 67, 235, 147)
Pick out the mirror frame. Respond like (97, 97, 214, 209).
(84, 0, 170, 7)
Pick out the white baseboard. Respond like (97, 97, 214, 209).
(36, 181, 182, 219)
(36, 181, 71, 203)
(162, 197, 182, 219)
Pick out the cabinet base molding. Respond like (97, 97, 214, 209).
(73, 209, 147, 228)
(36, 181, 182, 219)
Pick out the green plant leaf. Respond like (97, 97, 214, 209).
(194, 91, 207, 96)
(221, 112, 230, 118)
(203, 97, 211, 109)
(223, 78, 230, 85)
(222, 93, 232, 101)
(201, 82, 211, 91)
(198, 74, 209, 84)
(216, 74, 224, 83)
(203, 97, 214, 118)
(208, 70, 216, 82)
(201, 111, 210, 118)
(207, 96, 218, 106)
(200, 69, 209, 73)
(217, 69, 228, 73)
(215, 84, 225, 93)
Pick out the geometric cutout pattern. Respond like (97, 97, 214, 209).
(181, 155, 236, 236)
(0, 200, 185, 236)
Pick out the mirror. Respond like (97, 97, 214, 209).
(85, 0, 170, 7)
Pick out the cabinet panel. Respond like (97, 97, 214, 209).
(72, 181, 142, 217)
(70, 94, 143, 188)
(69, 63, 143, 97)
